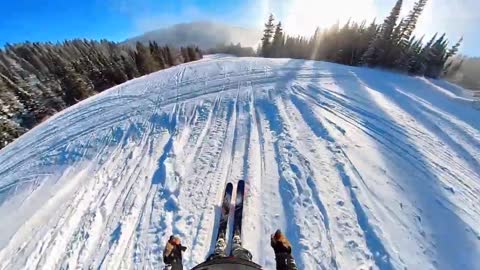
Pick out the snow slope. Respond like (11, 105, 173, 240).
(0, 56, 479, 270)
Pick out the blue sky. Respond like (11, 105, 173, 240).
(1, 0, 478, 56)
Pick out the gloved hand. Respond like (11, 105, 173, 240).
(163, 238, 175, 264)
(170, 235, 187, 252)
(270, 229, 292, 254)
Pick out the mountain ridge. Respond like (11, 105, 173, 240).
(123, 21, 262, 49)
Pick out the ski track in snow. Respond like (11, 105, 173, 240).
(0, 56, 479, 270)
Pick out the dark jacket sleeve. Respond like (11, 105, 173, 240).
(164, 246, 184, 270)
(275, 252, 298, 270)
(163, 254, 173, 264)
(164, 244, 186, 265)
(163, 242, 174, 264)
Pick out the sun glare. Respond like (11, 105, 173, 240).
(284, 0, 377, 37)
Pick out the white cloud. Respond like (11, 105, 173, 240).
(416, 0, 475, 40)
(281, 0, 377, 36)
(263, 0, 378, 36)
(134, 6, 205, 33)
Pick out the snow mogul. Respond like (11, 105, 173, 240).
(162, 181, 298, 270)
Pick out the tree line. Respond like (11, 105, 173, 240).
(259, 0, 461, 78)
(207, 43, 256, 57)
(0, 39, 202, 148)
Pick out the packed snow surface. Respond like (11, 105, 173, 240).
(0, 56, 479, 270)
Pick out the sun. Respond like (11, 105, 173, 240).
(283, 0, 377, 37)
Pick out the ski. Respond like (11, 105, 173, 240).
(212, 182, 234, 257)
(195, 180, 262, 269)
(231, 180, 245, 253)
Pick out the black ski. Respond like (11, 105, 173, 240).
(217, 182, 234, 240)
(231, 180, 245, 246)
(212, 182, 233, 256)
(196, 180, 262, 269)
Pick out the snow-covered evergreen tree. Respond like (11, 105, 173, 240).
(271, 22, 285, 58)
(0, 39, 203, 148)
(361, 0, 403, 66)
(261, 14, 275, 57)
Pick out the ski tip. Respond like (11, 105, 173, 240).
(238, 180, 245, 188)
(226, 182, 234, 189)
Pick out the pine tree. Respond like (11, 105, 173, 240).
(361, 0, 403, 66)
(412, 33, 437, 75)
(394, 0, 428, 70)
(394, 35, 418, 71)
(424, 33, 449, 77)
(121, 54, 139, 79)
(248, 0, 454, 78)
(180, 47, 190, 62)
(0, 39, 203, 149)
(135, 42, 157, 75)
(381, 0, 404, 41)
(398, 0, 428, 46)
(446, 37, 463, 59)
(409, 33, 435, 74)
(62, 67, 93, 106)
(392, 19, 405, 45)
(195, 47, 203, 58)
(271, 22, 285, 58)
(149, 41, 166, 69)
(187, 47, 198, 61)
(0, 118, 25, 147)
(261, 14, 275, 57)
(164, 46, 175, 67)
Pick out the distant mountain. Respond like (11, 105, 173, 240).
(123, 21, 262, 50)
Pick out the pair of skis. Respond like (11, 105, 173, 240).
(214, 180, 245, 256)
